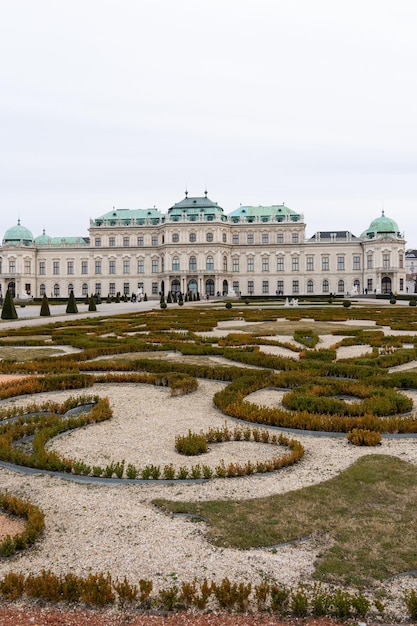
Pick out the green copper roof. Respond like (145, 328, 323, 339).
(229, 204, 301, 223)
(3, 220, 34, 245)
(168, 193, 225, 221)
(34, 230, 89, 245)
(35, 230, 53, 244)
(93, 208, 163, 226)
(361, 211, 401, 239)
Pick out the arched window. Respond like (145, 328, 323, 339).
(189, 256, 197, 271)
(54, 283, 60, 297)
(338, 280, 345, 293)
(205, 279, 215, 295)
(40, 284, 46, 296)
(172, 257, 180, 271)
(206, 256, 214, 270)
(307, 279, 314, 293)
(322, 279, 329, 293)
(82, 283, 88, 296)
(68, 283, 74, 294)
(353, 279, 360, 293)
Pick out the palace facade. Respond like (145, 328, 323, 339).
(0, 192, 407, 300)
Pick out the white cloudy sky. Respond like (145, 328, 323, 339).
(1, 0, 416, 243)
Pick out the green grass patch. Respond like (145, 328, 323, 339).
(154, 454, 417, 587)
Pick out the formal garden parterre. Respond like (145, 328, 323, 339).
(1, 300, 417, 621)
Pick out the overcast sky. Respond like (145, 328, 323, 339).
(1, 0, 416, 244)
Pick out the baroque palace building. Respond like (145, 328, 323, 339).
(0, 192, 407, 301)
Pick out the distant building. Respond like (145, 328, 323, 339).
(406, 249, 417, 293)
(0, 193, 407, 300)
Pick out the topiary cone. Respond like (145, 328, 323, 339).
(88, 294, 97, 311)
(66, 290, 78, 314)
(40, 294, 51, 317)
(1, 289, 18, 320)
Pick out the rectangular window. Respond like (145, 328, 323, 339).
(53, 261, 60, 275)
(277, 257, 284, 272)
(232, 280, 239, 292)
(247, 258, 254, 272)
(353, 255, 361, 270)
(172, 258, 180, 271)
(262, 234, 269, 245)
(277, 233, 284, 244)
(95, 237, 101, 247)
(292, 280, 299, 293)
(232, 258, 239, 272)
(400, 278, 404, 291)
(137, 282, 144, 291)
(81, 261, 88, 275)
(109, 283, 116, 296)
(137, 236, 144, 247)
(292, 257, 299, 272)
(123, 260, 130, 274)
(292, 233, 299, 244)
(262, 280, 269, 294)
(367, 278, 373, 292)
(152, 235, 158, 246)
(172, 233, 179, 243)
(95, 260, 101, 274)
(152, 282, 158, 295)
(152, 260, 158, 273)
(24, 260, 31, 274)
(322, 256, 329, 271)
(262, 258, 269, 272)
(247, 233, 254, 245)
(123, 282, 130, 295)
(123, 236, 130, 247)
(95, 283, 101, 295)
(277, 280, 284, 294)
(109, 237, 115, 247)
(138, 259, 144, 273)
(383, 253, 390, 269)
(9, 260, 16, 273)
(337, 256, 345, 271)
(67, 261, 74, 275)
(39, 261, 46, 275)
(399, 254, 404, 269)
(306, 256, 314, 271)
(247, 280, 254, 294)
(232, 234, 239, 244)
(109, 260, 116, 274)
(367, 254, 373, 269)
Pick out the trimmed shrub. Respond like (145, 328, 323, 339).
(409, 299, 417, 307)
(347, 429, 382, 446)
(88, 294, 97, 312)
(176, 430, 208, 456)
(66, 291, 78, 314)
(390, 298, 397, 305)
(1, 289, 18, 320)
(342, 300, 351, 308)
(39, 294, 51, 317)
(225, 302, 232, 309)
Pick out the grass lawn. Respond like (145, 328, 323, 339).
(154, 454, 417, 587)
